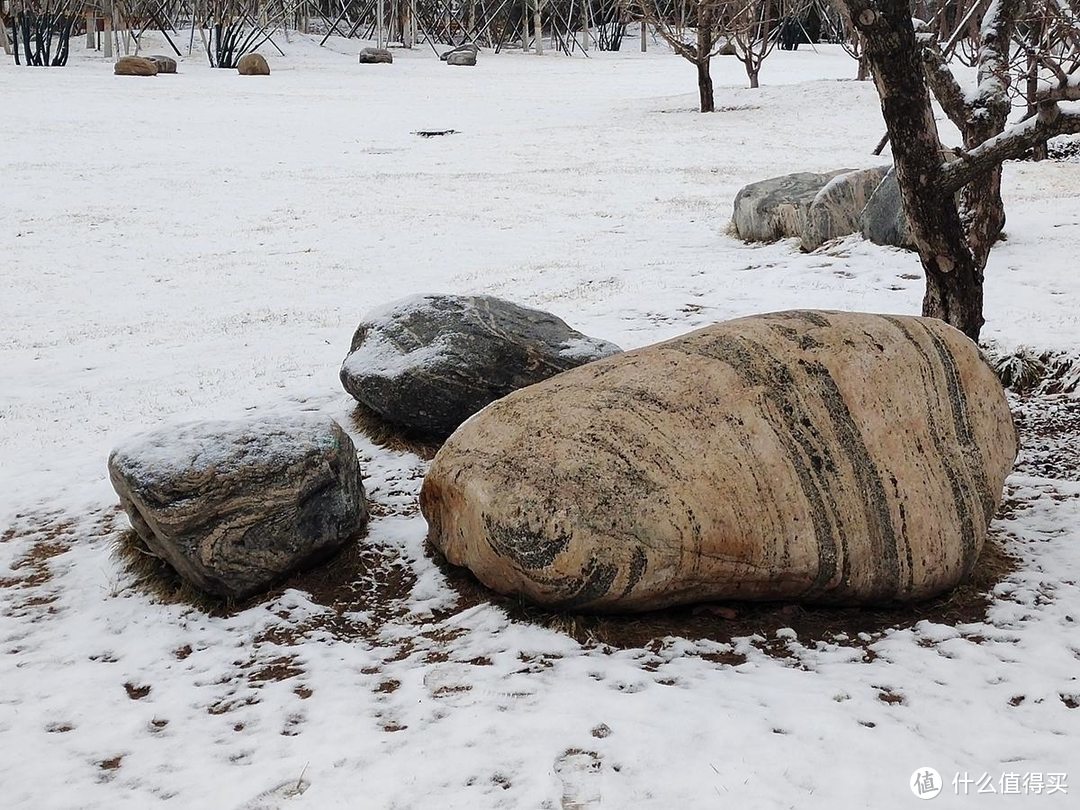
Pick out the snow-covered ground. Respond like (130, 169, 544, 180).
(2, 35, 1078, 809)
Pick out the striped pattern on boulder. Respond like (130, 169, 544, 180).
(420, 310, 1018, 612)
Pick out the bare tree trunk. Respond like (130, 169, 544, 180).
(854, 2, 985, 339)
(696, 21, 714, 112)
(697, 59, 714, 111)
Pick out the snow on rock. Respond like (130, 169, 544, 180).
(109, 414, 367, 599)
(731, 169, 853, 243)
(340, 293, 621, 438)
(803, 165, 890, 251)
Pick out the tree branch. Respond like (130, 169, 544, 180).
(940, 107, 1080, 192)
(919, 38, 973, 132)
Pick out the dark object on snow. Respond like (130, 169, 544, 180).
(340, 294, 622, 439)
(860, 168, 915, 250)
(414, 129, 458, 137)
(109, 414, 368, 600)
(114, 56, 158, 76)
(358, 47, 393, 64)
(146, 54, 177, 73)
(440, 42, 479, 61)
(9, 8, 79, 66)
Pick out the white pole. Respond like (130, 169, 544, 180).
(533, 0, 542, 55)
(580, 0, 588, 51)
(377, 0, 386, 48)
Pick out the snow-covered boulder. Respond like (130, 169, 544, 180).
(340, 294, 621, 439)
(731, 169, 852, 243)
(421, 310, 1018, 612)
(802, 165, 890, 251)
(146, 54, 177, 74)
(114, 56, 158, 77)
(109, 414, 367, 600)
(359, 47, 393, 64)
(237, 53, 270, 76)
(860, 168, 916, 250)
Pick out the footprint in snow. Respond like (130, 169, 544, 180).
(236, 778, 309, 810)
(554, 749, 604, 810)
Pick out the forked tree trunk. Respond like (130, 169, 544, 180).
(853, 2, 985, 340)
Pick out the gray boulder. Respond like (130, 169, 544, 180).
(146, 54, 177, 74)
(237, 53, 270, 75)
(441, 43, 479, 62)
(732, 169, 852, 243)
(114, 56, 158, 76)
(340, 294, 621, 439)
(109, 414, 367, 599)
(802, 165, 891, 251)
(359, 47, 393, 64)
(860, 168, 916, 250)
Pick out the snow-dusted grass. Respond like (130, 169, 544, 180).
(2, 37, 1079, 809)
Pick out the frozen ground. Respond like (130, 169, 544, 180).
(2, 35, 1079, 809)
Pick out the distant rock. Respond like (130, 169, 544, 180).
(114, 56, 158, 77)
(441, 43, 479, 62)
(340, 294, 621, 439)
(442, 44, 478, 66)
(359, 47, 393, 64)
(422, 310, 1018, 611)
(802, 165, 890, 251)
(237, 53, 270, 76)
(146, 54, 177, 74)
(718, 40, 736, 56)
(109, 414, 367, 599)
(860, 168, 916, 250)
(732, 169, 852, 243)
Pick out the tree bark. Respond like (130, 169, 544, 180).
(697, 59, 714, 112)
(852, 1, 985, 340)
(696, 20, 714, 112)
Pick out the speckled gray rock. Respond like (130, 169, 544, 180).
(860, 168, 916, 250)
(114, 56, 158, 76)
(802, 165, 890, 251)
(445, 49, 477, 66)
(340, 294, 621, 439)
(109, 414, 367, 599)
(359, 47, 393, 64)
(421, 310, 1018, 612)
(732, 170, 853, 243)
(237, 53, 270, 75)
(441, 43, 479, 62)
(146, 54, 177, 74)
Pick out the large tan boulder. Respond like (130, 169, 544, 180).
(115, 56, 158, 77)
(421, 311, 1018, 612)
(237, 53, 270, 76)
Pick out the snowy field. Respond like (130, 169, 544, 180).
(2, 35, 1079, 809)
